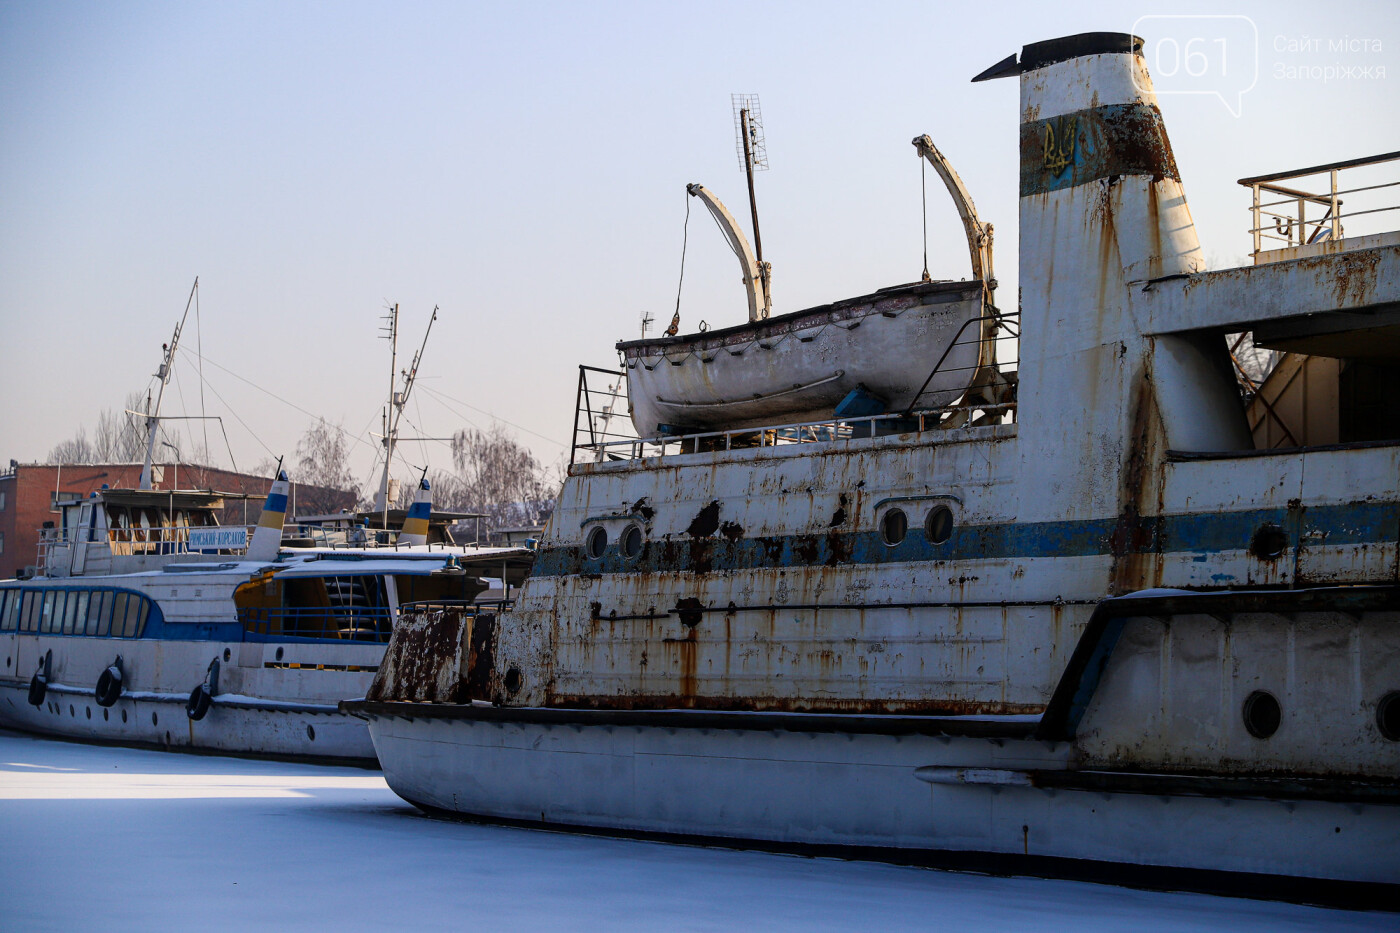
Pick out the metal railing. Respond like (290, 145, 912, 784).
(571, 311, 1018, 465)
(239, 605, 394, 642)
(1241, 151, 1400, 259)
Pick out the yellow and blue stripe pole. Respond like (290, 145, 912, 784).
(247, 469, 291, 561)
(398, 475, 431, 547)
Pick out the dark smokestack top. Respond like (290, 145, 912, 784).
(973, 32, 1143, 82)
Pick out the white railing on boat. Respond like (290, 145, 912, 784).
(573, 310, 1019, 466)
(1241, 150, 1400, 261)
(34, 521, 431, 574)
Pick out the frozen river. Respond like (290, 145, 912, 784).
(0, 730, 1390, 932)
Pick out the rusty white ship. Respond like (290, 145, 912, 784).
(346, 33, 1400, 905)
(0, 299, 531, 761)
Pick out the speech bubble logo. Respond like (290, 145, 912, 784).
(1132, 15, 1259, 117)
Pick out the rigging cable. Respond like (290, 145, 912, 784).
(667, 190, 692, 336)
(921, 156, 931, 283)
(195, 281, 209, 462)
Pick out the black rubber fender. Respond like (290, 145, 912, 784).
(186, 684, 212, 721)
(27, 672, 46, 707)
(95, 663, 123, 708)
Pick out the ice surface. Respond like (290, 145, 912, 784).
(0, 730, 1390, 932)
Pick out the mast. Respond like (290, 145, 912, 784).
(740, 108, 764, 267)
(374, 306, 438, 527)
(731, 94, 771, 320)
(138, 277, 198, 491)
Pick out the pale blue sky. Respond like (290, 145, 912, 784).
(1, 1, 1396, 492)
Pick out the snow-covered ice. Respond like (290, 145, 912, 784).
(0, 730, 1390, 932)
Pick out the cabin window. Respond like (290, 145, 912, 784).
(586, 526, 608, 560)
(1243, 690, 1282, 739)
(20, 591, 40, 632)
(620, 524, 643, 561)
(40, 591, 57, 633)
(1377, 692, 1400, 741)
(61, 591, 80, 634)
(91, 591, 110, 636)
(880, 508, 907, 546)
(926, 506, 954, 545)
(110, 594, 129, 636)
(0, 590, 15, 631)
(73, 592, 91, 635)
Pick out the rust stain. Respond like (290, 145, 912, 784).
(687, 501, 721, 538)
(367, 607, 471, 704)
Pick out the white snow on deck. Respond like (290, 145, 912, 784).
(0, 730, 1389, 932)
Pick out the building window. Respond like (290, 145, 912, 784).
(0, 490, 7, 510)
(0, 530, 5, 554)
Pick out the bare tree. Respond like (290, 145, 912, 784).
(48, 427, 94, 463)
(444, 425, 557, 535)
(293, 418, 360, 514)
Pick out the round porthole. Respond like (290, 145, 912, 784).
(881, 508, 907, 546)
(121, 709, 128, 723)
(152, 711, 159, 726)
(504, 667, 523, 696)
(926, 505, 954, 545)
(1249, 523, 1289, 560)
(586, 526, 608, 560)
(306, 724, 316, 741)
(620, 524, 643, 560)
(1377, 692, 1400, 741)
(1243, 690, 1281, 739)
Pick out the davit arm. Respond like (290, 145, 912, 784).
(912, 135, 996, 296)
(686, 183, 772, 323)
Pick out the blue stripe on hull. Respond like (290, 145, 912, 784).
(532, 500, 1399, 577)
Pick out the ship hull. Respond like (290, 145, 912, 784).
(359, 703, 1397, 902)
(0, 630, 379, 761)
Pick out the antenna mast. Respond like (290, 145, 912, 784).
(138, 277, 199, 491)
(374, 305, 438, 524)
(732, 94, 768, 264)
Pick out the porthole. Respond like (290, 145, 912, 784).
(1243, 690, 1281, 739)
(103, 708, 109, 722)
(275, 647, 284, 661)
(586, 526, 608, 560)
(620, 524, 643, 560)
(152, 711, 159, 726)
(881, 508, 908, 546)
(926, 505, 954, 545)
(1377, 692, 1400, 741)
(69, 704, 75, 717)
(85, 707, 91, 719)
(223, 648, 231, 662)
(121, 709, 128, 723)
(306, 724, 316, 741)
(504, 667, 523, 696)
(1248, 523, 1289, 560)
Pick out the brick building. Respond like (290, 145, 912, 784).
(0, 462, 356, 579)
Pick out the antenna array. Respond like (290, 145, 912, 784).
(731, 94, 768, 172)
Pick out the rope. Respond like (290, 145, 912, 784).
(196, 281, 209, 460)
(921, 158, 931, 283)
(668, 191, 691, 336)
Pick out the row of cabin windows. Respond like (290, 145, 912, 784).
(0, 588, 151, 638)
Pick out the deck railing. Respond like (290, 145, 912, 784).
(1241, 151, 1400, 260)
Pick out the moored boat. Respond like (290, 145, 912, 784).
(0, 300, 532, 762)
(347, 32, 1400, 905)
